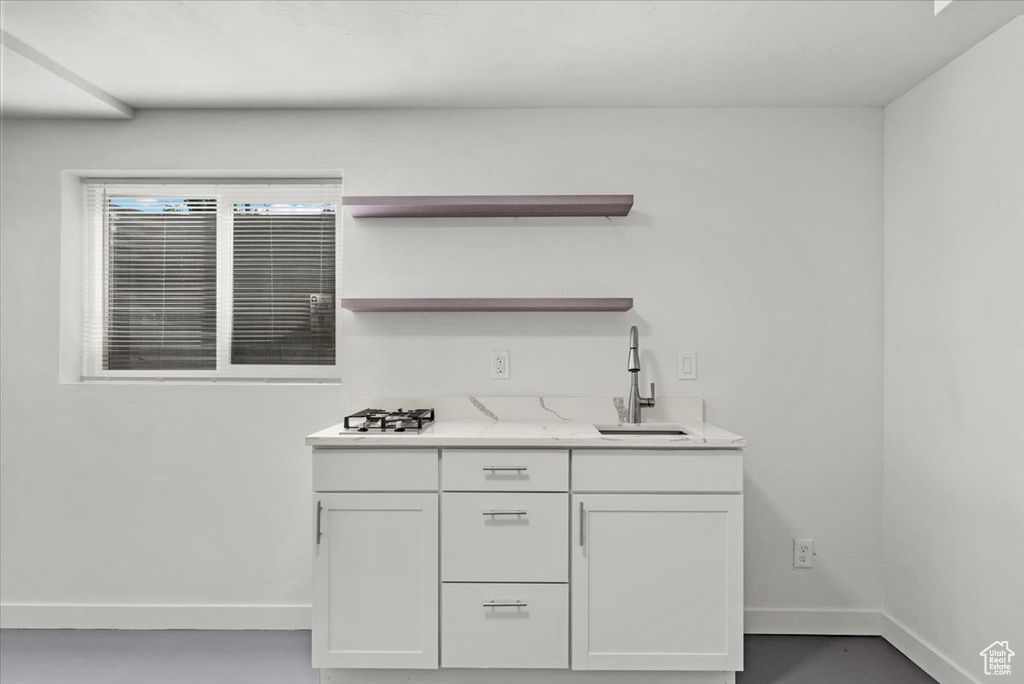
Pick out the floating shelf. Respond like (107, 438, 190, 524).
(341, 298, 634, 312)
(342, 194, 633, 218)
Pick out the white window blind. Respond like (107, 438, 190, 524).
(82, 181, 342, 381)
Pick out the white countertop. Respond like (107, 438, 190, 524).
(306, 419, 746, 449)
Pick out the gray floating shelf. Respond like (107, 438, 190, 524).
(342, 194, 633, 218)
(341, 298, 633, 312)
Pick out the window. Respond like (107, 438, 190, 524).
(82, 181, 342, 381)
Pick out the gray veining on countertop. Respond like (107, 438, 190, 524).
(468, 396, 500, 422)
(538, 397, 572, 422)
(612, 396, 629, 423)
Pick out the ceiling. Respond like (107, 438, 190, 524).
(1, 0, 1022, 118)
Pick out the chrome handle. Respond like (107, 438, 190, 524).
(483, 601, 528, 608)
(641, 382, 656, 408)
(483, 510, 527, 516)
(579, 501, 584, 547)
(483, 465, 528, 472)
(316, 500, 323, 545)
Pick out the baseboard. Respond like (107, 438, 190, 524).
(0, 604, 311, 630)
(3, 604, 884, 635)
(744, 608, 882, 635)
(880, 614, 979, 684)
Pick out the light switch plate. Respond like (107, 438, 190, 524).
(678, 351, 697, 380)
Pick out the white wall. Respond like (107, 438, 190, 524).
(0, 108, 884, 626)
(883, 16, 1024, 682)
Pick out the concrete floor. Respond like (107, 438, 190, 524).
(0, 630, 316, 684)
(0, 630, 936, 684)
(739, 635, 937, 684)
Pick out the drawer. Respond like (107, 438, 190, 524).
(572, 450, 742, 493)
(441, 583, 568, 669)
(442, 449, 568, 492)
(312, 449, 438, 491)
(442, 493, 568, 582)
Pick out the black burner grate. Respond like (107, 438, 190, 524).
(343, 408, 435, 433)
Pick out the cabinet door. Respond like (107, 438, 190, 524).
(312, 493, 438, 669)
(571, 494, 742, 671)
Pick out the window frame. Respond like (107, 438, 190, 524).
(81, 180, 343, 383)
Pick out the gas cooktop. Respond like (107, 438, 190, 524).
(343, 408, 435, 433)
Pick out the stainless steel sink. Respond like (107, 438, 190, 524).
(599, 429, 687, 436)
(596, 426, 689, 436)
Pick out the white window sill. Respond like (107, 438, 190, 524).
(80, 376, 343, 385)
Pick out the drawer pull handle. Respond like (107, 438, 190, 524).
(483, 601, 528, 608)
(483, 509, 527, 516)
(482, 465, 528, 472)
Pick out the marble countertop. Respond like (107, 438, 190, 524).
(306, 419, 745, 449)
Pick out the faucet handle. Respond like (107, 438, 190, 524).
(642, 382, 656, 408)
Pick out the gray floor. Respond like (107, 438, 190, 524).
(0, 630, 317, 684)
(738, 635, 937, 684)
(0, 630, 936, 684)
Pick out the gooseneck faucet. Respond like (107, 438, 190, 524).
(626, 325, 655, 423)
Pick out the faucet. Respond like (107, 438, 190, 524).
(626, 325, 655, 423)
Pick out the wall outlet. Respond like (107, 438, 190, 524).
(794, 539, 813, 568)
(678, 351, 697, 380)
(491, 350, 510, 379)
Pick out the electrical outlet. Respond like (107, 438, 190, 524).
(794, 539, 813, 568)
(678, 351, 697, 380)
(491, 350, 510, 379)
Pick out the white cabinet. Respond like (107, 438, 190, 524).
(441, 492, 568, 582)
(312, 493, 438, 669)
(572, 450, 742, 493)
(310, 444, 744, 682)
(571, 494, 743, 671)
(441, 583, 569, 669)
(312, 448, 438, 491)
(441, 449, 569, 492)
